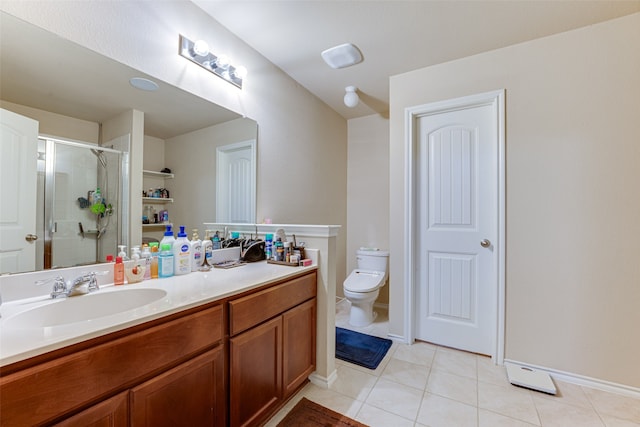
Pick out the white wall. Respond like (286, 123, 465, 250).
(346, 114, 390, 302)
(389, 13, 640, 388)
(1, 1, 348, 284)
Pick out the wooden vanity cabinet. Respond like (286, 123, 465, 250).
(228, 271, 317, 427)
(0, 304, 225, 427)
(1, 269, 317, 427)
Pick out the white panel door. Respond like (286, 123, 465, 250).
(0, 108, 38, 273)
(416, 103, 497, 355)
(216, 140, 256, 224)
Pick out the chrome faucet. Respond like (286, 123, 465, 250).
(36, 272, 102, 299)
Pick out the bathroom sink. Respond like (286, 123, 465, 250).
(3, 288, 167, 329)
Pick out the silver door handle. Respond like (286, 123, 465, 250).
(480, 239, 491, 248)
(25, 234, 38, 242)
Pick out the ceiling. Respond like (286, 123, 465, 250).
(0, 11, 241, 140)
(194, 0, 640, 120)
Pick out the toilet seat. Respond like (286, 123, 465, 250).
(343, 269, 385, 293)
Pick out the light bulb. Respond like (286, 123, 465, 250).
(215, 54, 230, 70)
(192, 39, 209, 57)
(344, 86, 359, 108)
(234, 66, 248, 80)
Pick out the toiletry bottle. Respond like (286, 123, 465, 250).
(265, 233, 274, 260)
(201, 231, 213, 267)
(160, 224, 175, 249)
(114, 256, 125, 285)
(131, 246, 141, 262)
(158, 243, 174, 278)
(117, 245, 128, 261)
(212, 231, 221, 250)
(141, 244, 152, 281)
(94, 187, 102, 205)
(149, 242, 159, 279)
(275, 237, 285, 262)
(173, 225, 191, 275)
(190, 229, 202, 272)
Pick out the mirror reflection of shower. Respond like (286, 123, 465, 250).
(37, 137, 129, 269)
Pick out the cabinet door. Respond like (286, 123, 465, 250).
(282, 298, 316, 397)
(130, 347, 225, 427)
(230, 316, 282, 427)
(53, 391, 128, 427)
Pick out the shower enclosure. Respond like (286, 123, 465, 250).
(37, 137, 129, 269)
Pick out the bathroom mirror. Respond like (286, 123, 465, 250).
(0, 12, 258, 274)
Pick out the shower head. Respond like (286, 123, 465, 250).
(90, 148, 107, 168)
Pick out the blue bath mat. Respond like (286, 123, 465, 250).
(335, 327, 392, 370)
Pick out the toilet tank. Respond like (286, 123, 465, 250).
(356, 249, 389, 272)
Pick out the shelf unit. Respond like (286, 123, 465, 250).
(143, 170, 174, 228)
(142, 223, 172, 228)
(143, 170, 174, 179)
(142, 197, 173, 203)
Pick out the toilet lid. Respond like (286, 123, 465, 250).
(344, 270, 383, 293)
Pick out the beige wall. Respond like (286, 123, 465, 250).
(165, 118, 257, 234)
(2, 1, 348, 284)
(390, 13, 640, 387)
(0, 100, 99, 144)
(346, 115, 390, 303)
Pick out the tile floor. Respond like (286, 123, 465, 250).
(265, 299, 640, 427)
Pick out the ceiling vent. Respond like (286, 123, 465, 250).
(321, 43, 363, 69)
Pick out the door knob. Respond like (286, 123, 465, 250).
(480, 239, 491, 248)
(25, 234, 38, 242)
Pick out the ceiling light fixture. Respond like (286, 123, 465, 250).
(129, 77, 159, 91)
(179, 35, 246, 89)
(321, 43, 363, 69)
(344, 86, 359, 108)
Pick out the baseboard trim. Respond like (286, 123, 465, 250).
(308, 369, 338, 389)
(504, 358, 640, 399)
(373, 302, 389, 310)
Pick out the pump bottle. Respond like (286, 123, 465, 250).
(190, 229, 202, 272)
(173, 225, 191, 275)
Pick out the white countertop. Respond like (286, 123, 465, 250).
(0, 262, 316, 367)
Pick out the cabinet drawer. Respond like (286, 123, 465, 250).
(0, 304, 224, 427)
(229, 271, 316, 336)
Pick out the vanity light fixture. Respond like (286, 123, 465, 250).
(344, 86, 359, 108)
(179, 34, 246, 89)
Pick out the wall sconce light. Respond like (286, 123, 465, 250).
(179, 34, 247, 89)
(344, 86, 359, 108)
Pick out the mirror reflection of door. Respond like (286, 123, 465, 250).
(0, 108, 38, 274)
(216, 140, 256, 224)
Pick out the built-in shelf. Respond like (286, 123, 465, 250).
(142, 197, 173, 203)
(143, 169, 174, 179)
(142, 223, 172, 228)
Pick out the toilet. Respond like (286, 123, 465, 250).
(343, 249, 390, 327)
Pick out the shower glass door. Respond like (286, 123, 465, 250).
(43, 138, 127, 268)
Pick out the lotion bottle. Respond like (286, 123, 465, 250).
(190, 229, 202, 272)
(173, 225, 190, 275)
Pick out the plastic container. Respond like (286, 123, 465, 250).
(265, 233, 274, 260)
(93, 187, 102, 205)
(158, 243, 174, 278)
(149, 242, 159, 279)
(190, 229, 202, 272)
(141, 245, 152, 280)
(274, 237, 285, 262)
(212, 231, 221, 250)
(160, 225, 175, 250)
(173, 225, 190, 275)
(114, 256, 125, 285)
